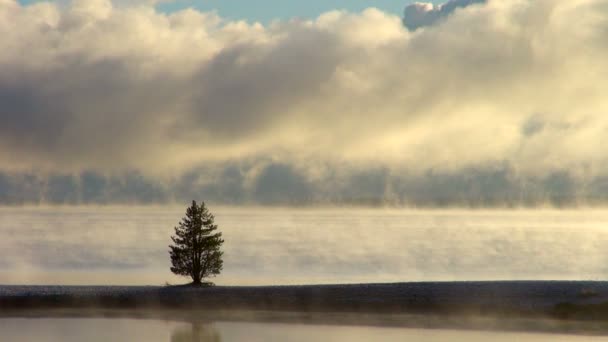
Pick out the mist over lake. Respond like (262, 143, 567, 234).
(1, 207, 607, 286)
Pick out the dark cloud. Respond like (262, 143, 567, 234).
(188, 30, 340, 140)
(403, 0, 486, 30)
(522, 116, 545, 137)
(0, 57, 179, 169)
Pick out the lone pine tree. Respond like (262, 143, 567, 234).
(169, 201, 224, 285)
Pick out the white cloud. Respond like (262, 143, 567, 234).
(1, 0, 608, 204)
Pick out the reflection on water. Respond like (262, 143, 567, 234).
(171, 323, 221, 342)
(0, 318, 607, 342)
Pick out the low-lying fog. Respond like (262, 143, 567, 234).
(1, 207, 608, 285)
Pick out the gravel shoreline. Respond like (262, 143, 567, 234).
(2, 281, 608, 316)
(4, 281, 608, 335)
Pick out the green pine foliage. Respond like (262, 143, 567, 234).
(169, 201, 224, 285)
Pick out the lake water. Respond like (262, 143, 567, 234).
(1, 318, 607, 342)
(1, 207, 608, 285)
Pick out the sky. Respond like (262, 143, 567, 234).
(2, 0, 608, 206)
(157, 0, 439, 23)
(18, 0, 446, 23)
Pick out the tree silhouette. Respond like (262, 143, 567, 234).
(169, 201, 224, 285)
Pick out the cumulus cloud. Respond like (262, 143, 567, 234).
(402, 0, 486, 30)
(1, 0, 608, 205)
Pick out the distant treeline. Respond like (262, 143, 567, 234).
(1, 163, 607, 207)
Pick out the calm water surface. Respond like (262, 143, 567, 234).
(1, 207, 608, 285)
(1, 319, 607, 342)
